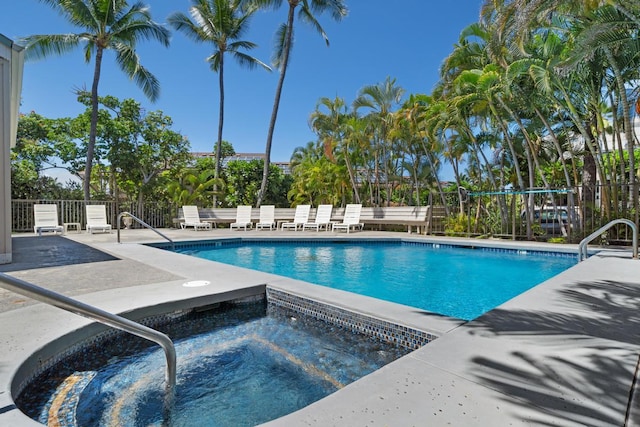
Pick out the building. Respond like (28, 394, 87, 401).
(0, 34, 24, 264)
(191, 152, 291, 175)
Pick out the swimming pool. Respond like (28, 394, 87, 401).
(17, 299, 408, 426)
(174, 240, 575, 320)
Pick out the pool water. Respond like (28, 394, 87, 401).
(18, 301, 408, 427)
(177, 241, 575, 320)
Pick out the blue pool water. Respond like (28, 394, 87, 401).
(177, 241, 575, 320)
(19, 301, 407, 426)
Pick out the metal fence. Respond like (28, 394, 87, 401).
(429, 183, 638, 244)
(11, 200, 175, 232)
(10, 183, 638, 245)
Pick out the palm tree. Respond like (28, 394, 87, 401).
(168, 0, 271, 199)
(353, 77, 405, 206)
(309, 96, 347, 161)
(22, 0, 170, 201)
(253, 0, 348, 206)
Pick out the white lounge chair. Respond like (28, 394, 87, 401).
(281, 205, 310, 231)
(256, 205, 276, 230)
(86, 205, 112, 234)
(230, 205, 253, 231)
(33, 204, 64, 236)
(180, 205, 212, 231)
(303, 204, 333, 231)
(332, 204, 364, 234)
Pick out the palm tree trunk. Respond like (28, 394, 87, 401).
(605, 48, 638, 227)
(257, 5, 296, 207)
(85, 47, 104, 202)
(342, 145, 361, 203)
(214, 53, 225, 207)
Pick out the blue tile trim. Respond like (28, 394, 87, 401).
(151, 238, 577, 259)
(16, 289, 431, 403)
(266, 288, 435, 350)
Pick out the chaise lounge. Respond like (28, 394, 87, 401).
(230, 205, 253, 231)
(303, 204, 333, 231)
(281, 205, 310, 231)
(180, 205, 212, 231)
(332, 204, 364, 234)
(33, 204, 64, 236)
(86, 205, 112, 234)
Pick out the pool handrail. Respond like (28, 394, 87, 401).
(0, 272, 177, 392)
(578, 218, 638, 261)
(117, 211, 175, 250)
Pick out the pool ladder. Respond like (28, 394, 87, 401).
(117, 211, 175, 250)
(578, 219, 638, 261)
(0, 272, 177, 392)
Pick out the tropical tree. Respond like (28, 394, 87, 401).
(253, 0, 348, 206)
(168, 0, 270, 190)
(309, 96, 348, 161)
(166, 169, 223, 206)
(288, 140, 348, 205)
(353, 77, 405, 206)
(224, 159, 292, 206)
(21, 0, 170, 201)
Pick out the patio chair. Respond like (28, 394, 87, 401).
(86, 205, 112, 234)
(332, 204, 364, 234)
(230, 205, 253, 231)
(256, 205, 276, 230)
(281, 205, 311, 231)
(180, 205, 212, 231)
(33, 204, 64, 236)
(303, 204, 333, 231)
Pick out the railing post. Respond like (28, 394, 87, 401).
(578, 219, 638, 261)
(117, 212, 175, 250)
(0, 272, 177, 392)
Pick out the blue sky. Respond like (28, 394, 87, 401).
(2, 1, 482, 170)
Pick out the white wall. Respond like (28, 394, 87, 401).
(0, 35, 24, 264)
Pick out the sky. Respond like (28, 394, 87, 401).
(1, 1, 482, 176)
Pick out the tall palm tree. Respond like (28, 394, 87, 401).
(253, 0, 348, 206)
(353, 77, 405, 206)
(168, 0, 271, 196)
(309, 96, 347, 161)
(22, 0, 170, 201)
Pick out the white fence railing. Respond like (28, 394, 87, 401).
(11, 200, 174, 232)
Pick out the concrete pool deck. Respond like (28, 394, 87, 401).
(0, 228, 639, 426)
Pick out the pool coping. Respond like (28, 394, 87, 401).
(0, 230, 639, 426)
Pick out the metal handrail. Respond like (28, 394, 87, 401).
(117, 212, 175, 250)
(0, 272, 177, 392)
(578, 219, 638, 261)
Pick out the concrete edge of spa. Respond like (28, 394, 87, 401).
(1, 231, 639, 426)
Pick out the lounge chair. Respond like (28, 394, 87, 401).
(332, 204, 364, 234)
(230, 205, 253, 231)
(180, 205, 212, 231)
(86, 205, 112, 234)
(303, 204, 333, 231)
(281, 205, 311, 231)
(33, 204, 64, 236)
(256, 205, 276, 230)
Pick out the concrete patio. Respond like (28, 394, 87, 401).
(0, 228, 638, 426)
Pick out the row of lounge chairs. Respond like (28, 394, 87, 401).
(32, 203, 364, 236)
(182, 204, 364, 234)
(33, 204, 112, 235)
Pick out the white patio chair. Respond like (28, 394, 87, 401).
(230, 205, 253, 231)
(86, 205, 112, 234)
(180, 205, 212, 231)
(303, 204, 333, 231)
(33, 204, 64, 236)
(281, 205, 311, 231)
(256, 205, 276, 230)
(332, 204, 364, 234)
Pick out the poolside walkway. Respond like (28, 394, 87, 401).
(0, 228, 639, 426)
